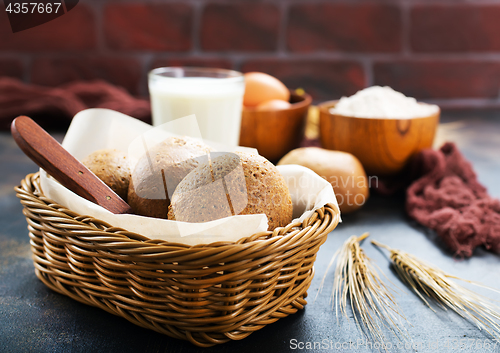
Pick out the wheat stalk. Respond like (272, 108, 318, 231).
(317, 233, 409, 346)
(371, 240, 500, 340)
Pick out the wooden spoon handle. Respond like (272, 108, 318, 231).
(11, 116, 132, 215)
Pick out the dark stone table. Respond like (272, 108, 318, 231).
(1, 111, 499, 353)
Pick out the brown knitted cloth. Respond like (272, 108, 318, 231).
(406, 142, 500, 257)
(0, 77, 151, 130)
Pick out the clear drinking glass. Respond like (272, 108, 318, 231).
(148, 67, 245, 146)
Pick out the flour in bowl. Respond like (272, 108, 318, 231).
(330, 86, 439, 119)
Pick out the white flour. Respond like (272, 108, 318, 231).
(330, 86, 439, 119)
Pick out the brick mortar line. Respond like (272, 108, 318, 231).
(360, 58, 373, 87)
(427, 99, 500, 107)
(401, 0, 411, 56)
(5, 53, 500, 62)
(191, 1, 203, 54)
(5, 51, 500, 59)
(86, 1, 106, 54)
(143, 52, 500, 61)
(138, 53, 155, 97)
(404, 0, 500, 5)
(276, 1, 288, 56)
(4, 53, 500, 105)
(80, 0, 500, 4)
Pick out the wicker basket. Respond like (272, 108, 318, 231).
(15, 172, 340, 347)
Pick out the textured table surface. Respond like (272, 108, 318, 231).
(1, 111, 499, 353)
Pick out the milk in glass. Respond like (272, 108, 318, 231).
(149, 68, 245, 146)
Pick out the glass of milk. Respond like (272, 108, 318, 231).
(148, 67, 245, 146)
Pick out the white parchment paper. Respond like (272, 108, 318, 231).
(39, 108, 340, 245)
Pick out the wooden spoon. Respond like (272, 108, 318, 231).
(11, 116, 132, 214)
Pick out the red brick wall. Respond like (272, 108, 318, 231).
(2, 0, 500, 108)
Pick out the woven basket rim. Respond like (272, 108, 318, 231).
(15, 172, 341, 347)
(16, 172, 340, 252)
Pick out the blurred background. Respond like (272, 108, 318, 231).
(1, 0, 500, 128)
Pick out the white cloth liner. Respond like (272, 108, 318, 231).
(39, 108, 340, 245)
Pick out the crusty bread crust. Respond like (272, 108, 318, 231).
(82, 149, 131, 201)
(168, 152, 293, 231)
(128, 136, 212, 218)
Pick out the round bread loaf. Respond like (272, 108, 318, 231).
(128, 136, 213, 218)
(278, 147, 369, 213)
(168, 152, 293, 231)
(82, 149, 131, 201)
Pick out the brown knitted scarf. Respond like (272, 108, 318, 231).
(0, 77, 151, 130)
(406, 142, 500, 257)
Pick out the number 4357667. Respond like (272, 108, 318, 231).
(6, 3, 62, 14)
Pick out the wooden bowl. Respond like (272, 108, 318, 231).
(239, 91, 312, 163)
(319, 100, 440, 176)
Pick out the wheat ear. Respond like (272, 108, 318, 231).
(371, 240, 500, 340)
(317, 233, 409, 346)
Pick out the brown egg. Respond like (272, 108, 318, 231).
(243, 72, 290, 107)
(256, 99, 292, 111)
(278, 147, 370, 214)
(239, 91, 312, 163)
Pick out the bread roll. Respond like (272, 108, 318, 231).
(168, 152, 293, 231)
(82, 149, 130, 201)
(278, 147, 369, 213)
(128, 136, 212, 218)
